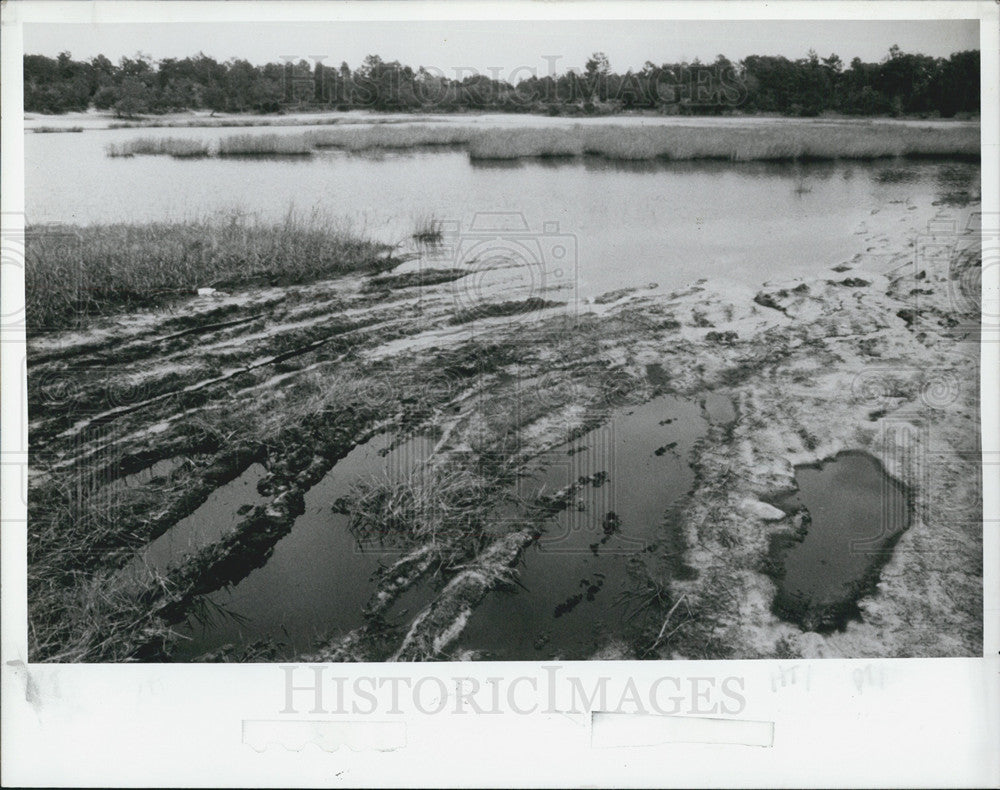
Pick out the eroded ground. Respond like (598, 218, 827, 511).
(27, 207, 982, 662)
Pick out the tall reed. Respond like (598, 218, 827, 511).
(305, 123, 474, 150)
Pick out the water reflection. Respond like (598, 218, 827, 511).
(459, 394, 706, 660)
(174, 432, 435, 659)
(769, 450, 911, 632)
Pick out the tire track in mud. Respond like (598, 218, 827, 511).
(53, 331, 356, 441)
(138, 346, 610, 658)
(27, 273, 753, 660)
(29, 287, 459, 475)
(31, 308, 351, 438)
(137, 368, 538, 654)
(28, 262, 539, 660)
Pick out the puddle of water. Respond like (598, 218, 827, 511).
(457, 395, 707, 659)
(770, 450, 911, 631)
(137, 463, 268, 575)
(383, 577, 437, 626)
(173, 433, 435, 660)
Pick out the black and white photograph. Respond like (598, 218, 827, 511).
(2, 1, 997, 786)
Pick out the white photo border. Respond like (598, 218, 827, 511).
(2, 2, 997, 787)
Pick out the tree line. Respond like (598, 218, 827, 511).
(23, 46, 980, 118)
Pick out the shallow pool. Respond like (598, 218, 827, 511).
(770, 450, 911, 631)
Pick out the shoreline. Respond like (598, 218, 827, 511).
(25, 108, 983, 133)
(24, 194, 982, 662)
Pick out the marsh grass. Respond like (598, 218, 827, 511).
(106, 116, 420, 130)
(187, 367, 387, 453)
(216, 133, 314, 156)
(467, 127, 585, 159)
(28, 458, 193, 580)
(305, 124, 474, 151)
(475, 123, 981, 162)
(27, 452, 195, 661)
(33, 125, 84, 133)
(29, 564, 180, 662)
(106, 136, 212, 158)
(109, 119, 263, 130)
(25, 211, 391, 329)
(107, 121, 979, 163)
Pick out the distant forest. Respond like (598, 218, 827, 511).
(23, 47, 980, 118)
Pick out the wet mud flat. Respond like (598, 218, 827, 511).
(26, 202, 983, 662)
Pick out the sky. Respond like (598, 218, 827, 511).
(25, 19, 980, 75)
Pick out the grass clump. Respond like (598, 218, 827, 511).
(412, 215, 444, 243)
(344, 454, 518, 565)
(25, 211, 392, 330)
(33, 125, 84, 133)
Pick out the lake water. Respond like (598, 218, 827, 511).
(25, 123, 980, 300)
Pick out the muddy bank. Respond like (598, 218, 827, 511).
(26, 201, 982, 661)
